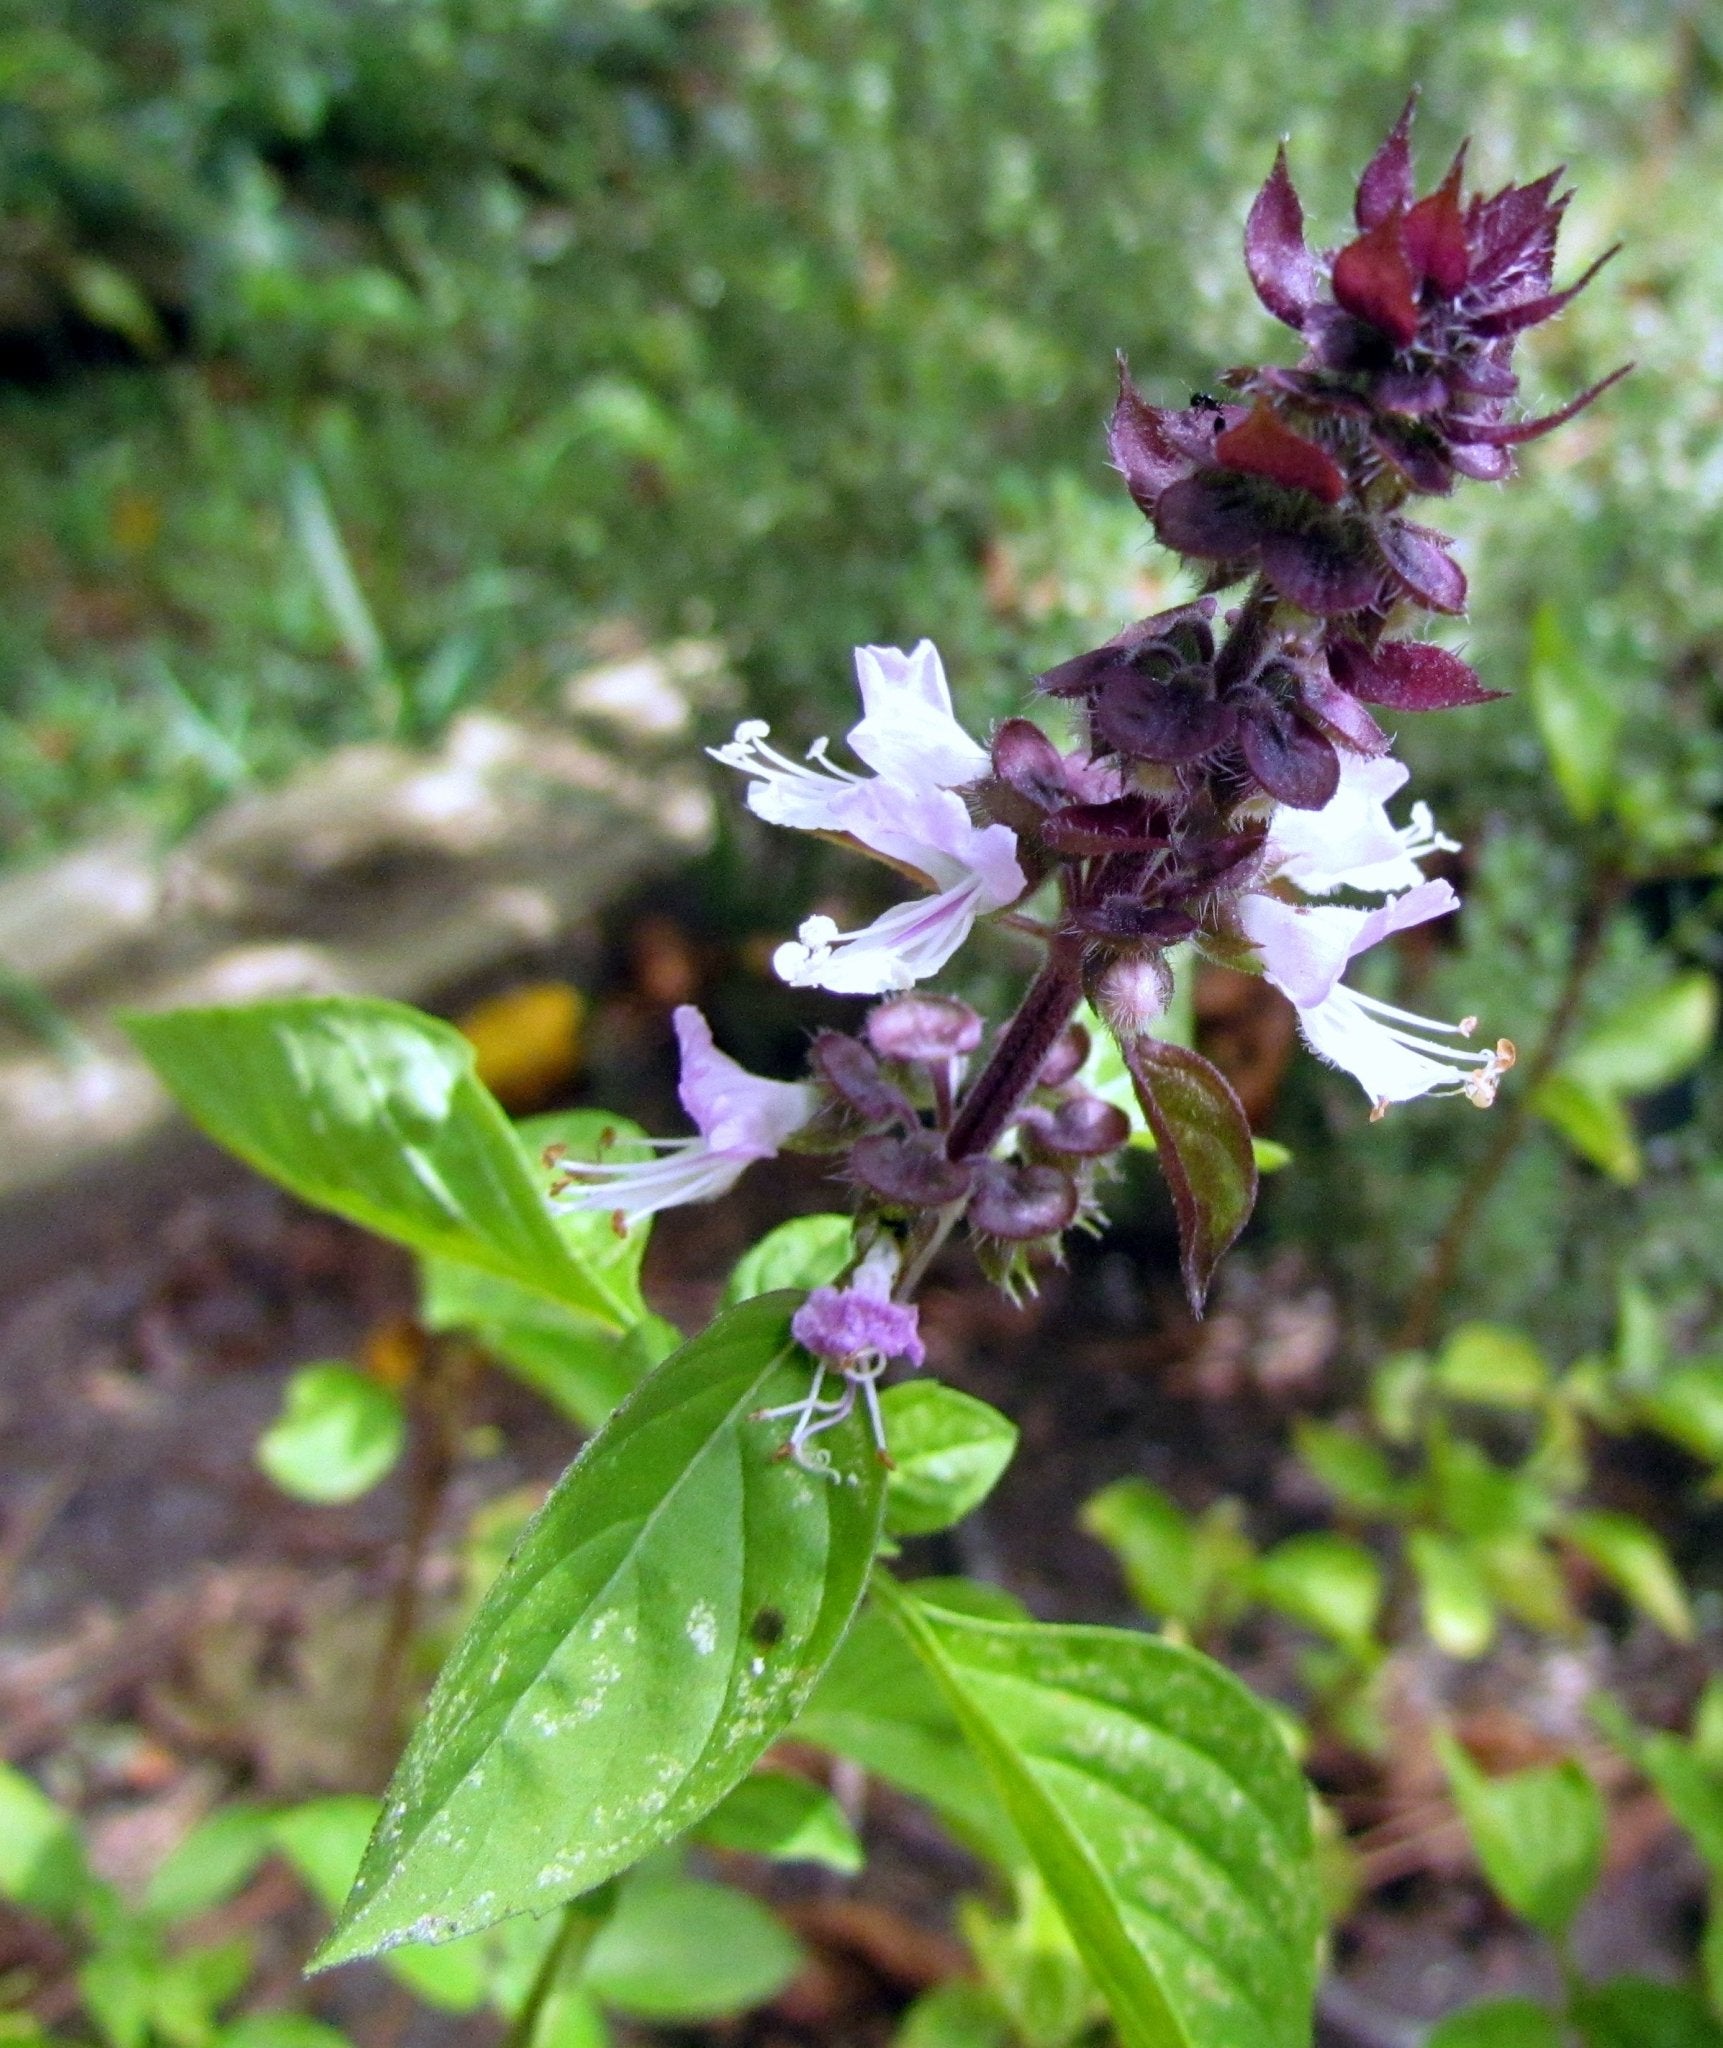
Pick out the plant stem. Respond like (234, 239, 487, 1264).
(946, 940, 1085, 1162)
(1396, 863, 1627, 1350)
(366, 1335, 474, 1782)
(895, 1200, 965, 1301)
(502, 1888, 615, 2048)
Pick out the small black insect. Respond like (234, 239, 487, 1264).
(749, 1605, 787, 1648)
(1190, 391, 1225, 413)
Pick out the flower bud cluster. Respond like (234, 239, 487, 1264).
(802, 998, 1130, 1297)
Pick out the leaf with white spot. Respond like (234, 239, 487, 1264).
(878, 1580, 1320, 2048)
(316, 1293, 884, 1965)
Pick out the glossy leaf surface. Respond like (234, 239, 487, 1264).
(880, 1382, 1018, 1537)
(318, 1294, 885, 1964)
(126, 1000, 630, 1330)
(880, 1582, 1320, 2048)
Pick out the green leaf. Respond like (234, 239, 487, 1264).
(961, 1871, 1098, 2048)
(1563, 1509, 1693, 1640)
(893, 1980, 1013, 2048)
(422, 1261, 677, 1429)
(1436, 1735, 1605, 1937)
(1531, 1072, 1642, 1184)
(1118, 1037, 1257, 1314)
(1525, 603, 1622, 824)
(123, 999, 630, 1331)
(1083, 1485, 1255, 1636)
(880, 1382, 1018, 1537)
(1255, 1535, 1383, 1656)
(722, 1215, 854, 1306)
(1407, 1531, 1498, 1660)
(1081, 1480, 1203, 1628)
(1594, 1703, 1723, 1877)
(1638, 1363, 1723, 1462)
(697, 1770, 863, 1873)
(318, 1294, 885, 1965)
(792, 1584, 1024, 1869)
(1293, 1422, 1408, 1517)
(878, 1580, 1320, 2048)
(220, 2020, 354, 2048)
(583, 1870, 802, 2020)
(144, 1940, 253, 2048)
(0, 1763, 88, 1922)
(271, 1799, 488, 2010)
(1565, 973, 1718, 1099)
(1572, 1977, 1723, 2048)
(256, 1364, 405, 1505)
(144, 1807, 275, 1925)
(421, 1111, 675, 1428)
(1427, 1998, 1565, 2048)
(1434, 1325, 1551, 1409)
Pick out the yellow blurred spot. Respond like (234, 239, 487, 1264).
(110, 489, 163, 554)
(458, 979, 585, 1110)
(363, 1313, 426, 1392)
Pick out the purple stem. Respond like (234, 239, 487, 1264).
(946, 940, 1085, 1161)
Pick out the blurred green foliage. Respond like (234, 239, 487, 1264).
(0, 0, 1719, 1340)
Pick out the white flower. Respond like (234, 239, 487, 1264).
(1266, 751, 1457, 898)
(712, 640, 1025, 994)
(1239, 880, 1514, 1113)
(549, 1005, 814, 1224)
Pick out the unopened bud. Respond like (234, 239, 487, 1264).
(1093, 953, 1174, 1039)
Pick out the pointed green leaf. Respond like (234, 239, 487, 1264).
(0, 1763, 88, 1923)
(420, 1112, 673, 1426)
(1255, 1535, 1383, 1656)
(1638, 1363, 1723, 1462)
(1564, 1509, 1693, 1640)
(124, 1000, 630, 1330)
(1594, 1701, 1723, 1877)
(144, 1807, 275, 1925)
(880, 1382, 1018, 1537)
(878, 1580, 1320, 2048)
(272, 1798, 488, 2010)
(257, 1364, 405, 1505)
(1526, 604, 1622, 824)
(1118, 1037, 1256, 1314)
(1434, 1326, 1551, 1410)
(1427, 1998, 1565, 2048)
(583, 1870, 802, 2020)
(1531, 1073, 1641, 1184)
(698, 1770, 863, 1872)
(1565, 973, 1718, 1099)
(1572, 1977, 1723, 2048)
(1436, 1735, 1605, 1937)
(722, 1215, 854, 1306)
(317, 1294, 885, 1965)
(1407, 1532, 1498, 1660)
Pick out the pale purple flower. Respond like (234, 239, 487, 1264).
(712, 641, 1025, 994)
(1265, 751, 1457, 898)
(549, 1005, 814, 1225)
(1240, 880, 1514, 1113)
(756, 1245, 923, 1472)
